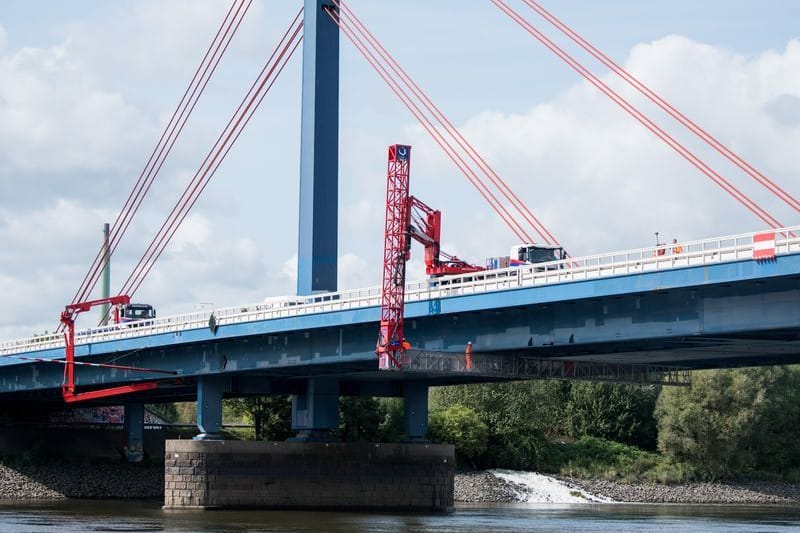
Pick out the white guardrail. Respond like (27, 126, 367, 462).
(1, 225, 799, 358)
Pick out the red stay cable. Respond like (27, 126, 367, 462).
(127, 28, 303, 299)
(69, 0, 251, 311)
(522, 0, 800, 214)
(325, 6, 531, 243)
(329, 7, 556, 245)
(492, 0, 785, 230)
(128, 28, 302, 300)
(108, 0, 254, 259)
(336, 0, 560, 247)
(120, 12, 304, 299)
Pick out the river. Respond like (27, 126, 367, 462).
(1, 501, 799, 532)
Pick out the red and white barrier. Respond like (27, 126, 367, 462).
(753, 232, 776, 260)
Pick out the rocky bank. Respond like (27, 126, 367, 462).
(455, 470, 800, 504)
(0, 463, 163, 500)
(2, 462, 800, 504)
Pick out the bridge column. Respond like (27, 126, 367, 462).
(297, 0, 339, 295)
(195, 375, 225, 440)
(404, 382, 429, 443)
(124, 402, 144, 462)
(291, 377, 339, 440)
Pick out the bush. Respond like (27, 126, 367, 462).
(429, 405, 488, 462)
(564, 383, 658, 449)
(482, 429, 561, 471)
(558, 436, 665, 481)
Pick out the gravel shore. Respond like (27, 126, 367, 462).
(2, 462, 799, 504)
(455, 470, 800, 504)
(0, 463, 163, 500)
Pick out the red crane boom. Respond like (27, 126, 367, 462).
(377, 144, 483, 370)
(60, 295, 160, 403)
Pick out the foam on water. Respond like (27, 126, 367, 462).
(490, 469, 614, 503)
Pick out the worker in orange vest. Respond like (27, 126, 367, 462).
(672, 238, 683, 254)
(465, 341, 473, 371)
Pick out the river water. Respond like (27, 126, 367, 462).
(1, 501, 799, 533)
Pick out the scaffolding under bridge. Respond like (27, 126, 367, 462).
(398, 350, 691, 387)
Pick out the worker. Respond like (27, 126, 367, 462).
(672, 238, 683, 254)
(465, 341, 473, 371)
(656, 244, 666, 256)
(401, 338, 411, 351)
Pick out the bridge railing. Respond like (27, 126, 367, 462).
(2, 225, 798, 358)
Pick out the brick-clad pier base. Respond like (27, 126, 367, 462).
(163, 440, 455, 512)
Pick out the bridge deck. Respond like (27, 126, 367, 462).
(0, 226, 797, 400)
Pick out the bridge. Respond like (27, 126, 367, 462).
(1, 226, 798, 433)
(1, 0, 798, 512)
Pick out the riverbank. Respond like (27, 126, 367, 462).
(455, 470, 800, 504)
(0, 463, 163, 500)
(2, 462, 800, 504)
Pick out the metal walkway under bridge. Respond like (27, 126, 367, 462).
(0, 226, 798, 405)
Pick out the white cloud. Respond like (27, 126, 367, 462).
(426, 35, 800, 260)
(0, 42, 154, 177)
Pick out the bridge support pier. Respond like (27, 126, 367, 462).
(195, 375, 224, 440)
(164, 440, 454, 511)
(291, 377, 339, 441)
(123, 402, 144, 462)
(404, 381, 429, 442)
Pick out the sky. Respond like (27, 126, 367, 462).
(0, 0, 799, 340)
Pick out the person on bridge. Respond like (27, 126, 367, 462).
(465, 341, 473, 371)
(672, 238, 683, 254)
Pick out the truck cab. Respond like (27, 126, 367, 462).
(119, 303, 156, 324)
(510, 243, 566, 270)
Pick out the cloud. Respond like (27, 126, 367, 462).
(417, 35, 800, 260)
(0, 42, 155, 179)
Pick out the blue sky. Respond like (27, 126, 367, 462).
(0, 1, 798, 339)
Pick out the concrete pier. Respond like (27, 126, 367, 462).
(163, 440, 454, 512)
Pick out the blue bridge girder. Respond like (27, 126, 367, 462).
(0, 228, 798, 406)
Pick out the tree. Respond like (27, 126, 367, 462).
(226, 395, 292, 441)
(564, 382, 658, 449)
(146, 403, 179, 423)
(339, 396, 382, 442)
(431, 381, 567, 469)
(429, 405, 488, 463)
(655, 366, 800, 478)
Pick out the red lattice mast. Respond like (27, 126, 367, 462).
(377, 144, 412, 369)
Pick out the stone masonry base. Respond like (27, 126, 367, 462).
(163, 440, 455, 512)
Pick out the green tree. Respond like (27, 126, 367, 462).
(226, 395, 292, 441)
(655, 366, 800, 478)
(146, 403, 179, 423)
(564, 383, 658, 449)
(339, 396, 382, 442)
(431, 381, 566, 469)
(431, 380, 570, 438)
(429, 405, 488, 462)
(376, 397, 405, 442)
